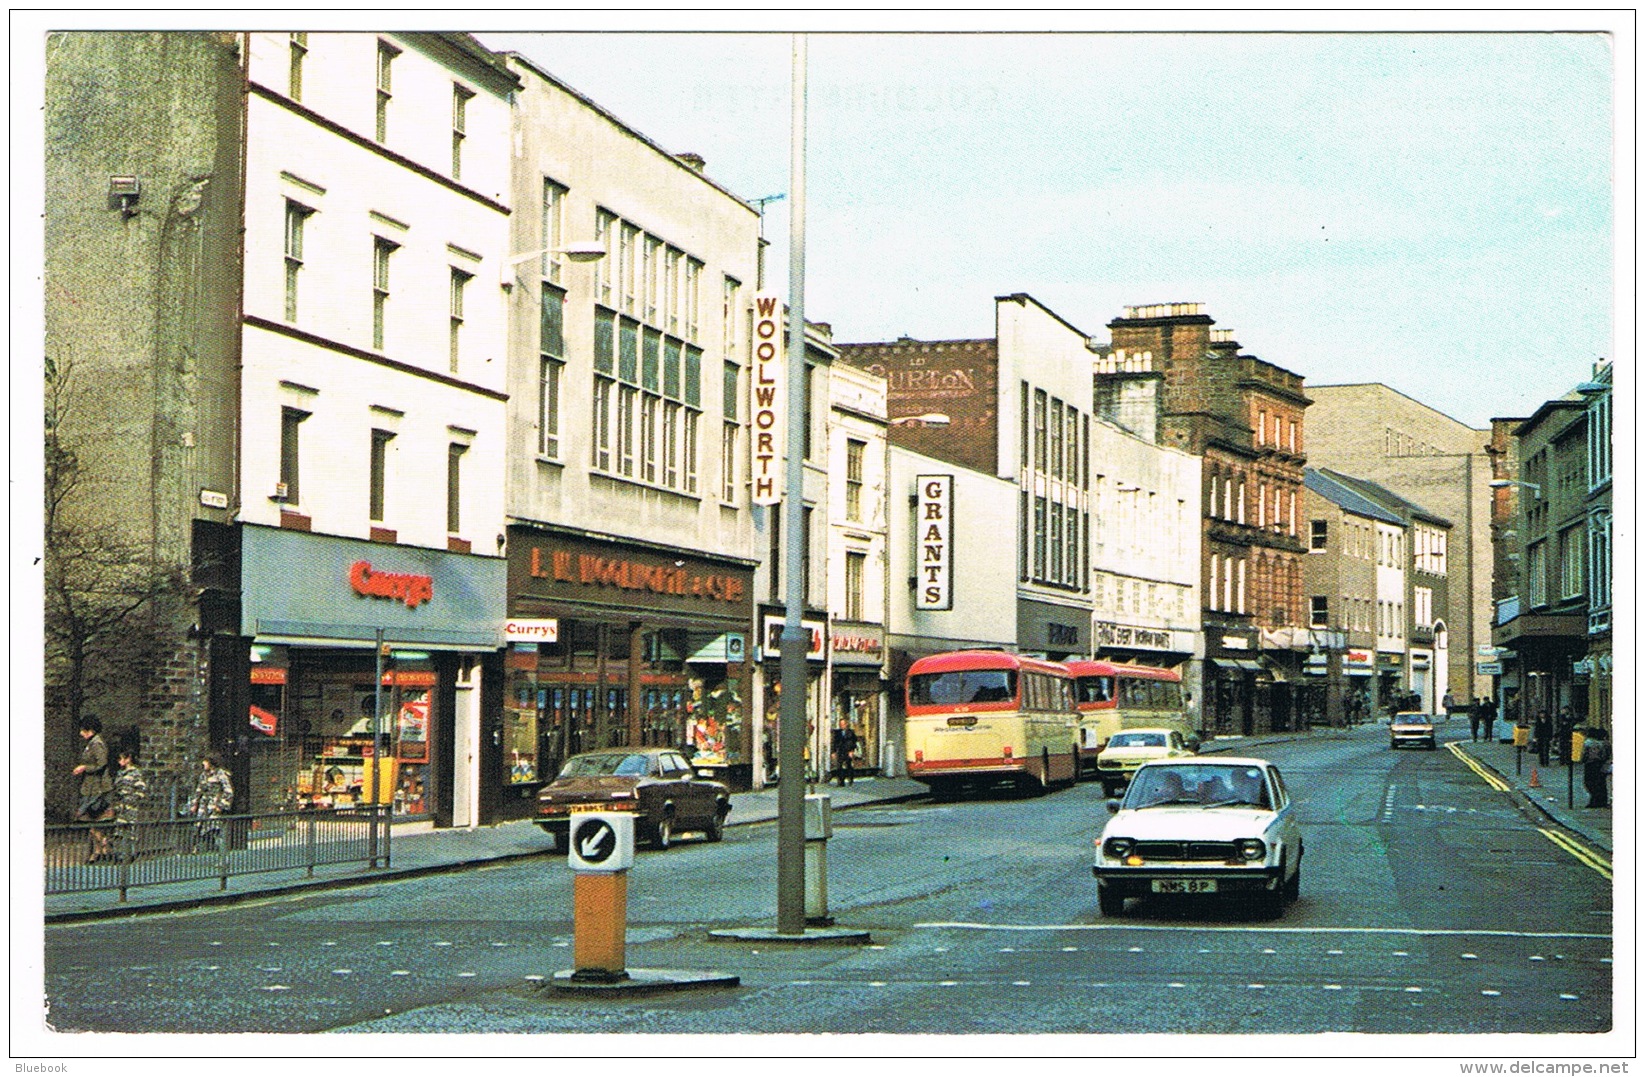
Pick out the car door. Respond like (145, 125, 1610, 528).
(660, 752, 704, 826)
(1266, 764, 1298, 854)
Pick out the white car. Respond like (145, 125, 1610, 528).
(1093, 757, 1302, 918)
(1389, 712, 1438, 750)
(1094, 727, 1197, 796)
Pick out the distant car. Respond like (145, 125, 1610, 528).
(535, 748, 730, 851)
(1093, 757, 1303, 918)
(1389, 712, 1438, 750)
(1094, 728, 1197, 796)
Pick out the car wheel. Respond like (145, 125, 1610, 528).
(1255, 885, 1286, 920)
(705, 805, 727, 842)
(1283, 856, 1301, 903)
(1097, 883, 1125, 917)
(654, 815, 674, 850)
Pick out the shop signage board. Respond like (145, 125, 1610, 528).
(505, 618, 560, 642)
(915, 474, 954, 610)
(1476, 661, 1504, 675)
(750, 293, 783, 506)
(761, 614, 827, 661)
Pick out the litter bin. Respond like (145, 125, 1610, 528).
(1513, 725, 1530, 747)
(1570, 730, 1585, 763)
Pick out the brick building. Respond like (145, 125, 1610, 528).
(1099, 304, 1311, 734)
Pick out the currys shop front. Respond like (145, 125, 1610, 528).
(238, 524, 505, 827)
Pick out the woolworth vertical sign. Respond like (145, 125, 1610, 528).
(750, 293, 784, 506)
(915, 474, 954, 610)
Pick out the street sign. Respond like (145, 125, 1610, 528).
(1476, 661, 1504, 675)
(568, 812, 634, 873)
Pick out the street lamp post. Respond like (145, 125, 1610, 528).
(775, 32, 810, 937)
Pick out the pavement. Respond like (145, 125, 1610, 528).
(44, 725, 1612, 923)
(43, 775, 929, 922)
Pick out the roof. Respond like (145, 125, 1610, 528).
(1303, 469, 1405, 525)
(907, 650, 1070, 676)
(1065, 660, 1180, 681)
(1311, 468, 1453, 528)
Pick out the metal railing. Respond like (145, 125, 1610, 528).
(45, 806, 391, 903)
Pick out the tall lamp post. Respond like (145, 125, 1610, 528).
(775, 32, 810, 937)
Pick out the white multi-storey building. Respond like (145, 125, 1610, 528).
(1087, 417, 1205, 723)
(495, 52, 764, 801)
(235, 33, 518, 824)
(825, 360, 891, 777)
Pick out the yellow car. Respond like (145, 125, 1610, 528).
(1095, 728, 1196, 796)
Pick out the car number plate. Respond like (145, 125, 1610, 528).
(1151, 878, 1217, 894)
(568, 804, 608, 813)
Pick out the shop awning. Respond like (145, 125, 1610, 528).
(1212, 658, 1264, 673)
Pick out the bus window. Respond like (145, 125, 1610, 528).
(1077, 676, 1114, 705)
(909, 670, 1018, 706)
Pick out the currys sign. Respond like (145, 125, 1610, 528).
(350, 560, 434, 609)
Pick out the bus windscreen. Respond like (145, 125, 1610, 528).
(909, 670, 1018, 706)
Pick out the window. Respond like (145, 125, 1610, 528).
(845, 551, 866, 621)
(723, 276, 741, 356)
(617, 384, 637, 477)
(369, 429, 393, 522)
(663, 401, 680, 488)
(1309, 596, 1328, 629)
(1033, 496, 1047, 579)
(664, 247, 682, 333)
(375, 40, 398, 143)
(451, 84, 474, 179)
(594, 210, 617, 305)
(372, 236, 397, 350)
(1526, 538, 1548, 606)
(1050, 501, 1064, 581)
(1257, 410, 1267, 446)
(540, 179, 567, 286)
(639, 394, 659, 483)
(1049, 399, 1064, 480)
(683, 410, 699, 494)
(1257, 482, 1267, 527)
(721, 361, 739, 502)
(1288, 420, 1298, 452)
(448, 268, 471, 373)
(643, 236, 662, 323)
(592, 377, 612, 471)
(279, 407, 307, 504)
(684, 257, 703, 341)
(446, 443, 467, 534)
(444, 443, 463, 536)
(288, 32, 308, 102)
(1310, 519, 1328, 551)
(1414, 585, 1433, 628)
(845, 438, 865, 521)
(1033, 389, 1047, 472)
(538, 357, 562, 459)
(1559, 526, 1584, 600)
(1236, 558, 1247, 615)
(283, 201, 312, 322)
(1236, 479, 1246, 525)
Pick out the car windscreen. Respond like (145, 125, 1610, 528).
(559, 753, 652, 778)
(1108, 732, 1166, 748)
(909, 669, 1018, 706)
(1126, 764, 1270, 808)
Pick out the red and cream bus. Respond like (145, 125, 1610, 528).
(1065, 660, 1194, 776)
(904, 651, 1079, 795)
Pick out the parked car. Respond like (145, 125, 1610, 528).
(1389, 712, 1438, 750)
(534, 748, 730, 851)
(1094, 727, 1197, 796)
(1093, 757, 1302, 918)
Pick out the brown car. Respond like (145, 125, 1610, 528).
(535, 748, 731, 851)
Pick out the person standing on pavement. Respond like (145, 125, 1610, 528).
(110, 747, 149, 861)
(831, 718, 859, 786)
(1468, 698, 1483, 742)
(1481, 695, 1497, 743)
(72, 715, 115, 862)
(1581, 727, 1610, 808)
(1533, 711, 1553, 767)
(1443, 690, 1459, 722)
(187, 753, 234, 851)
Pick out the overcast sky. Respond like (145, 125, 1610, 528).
(480, 24, 1618, 429)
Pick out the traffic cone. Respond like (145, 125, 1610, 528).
(1529, 767, 1541, 789)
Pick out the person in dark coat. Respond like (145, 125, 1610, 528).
(1581, 728, 1610, 808)
(1533, 712, 1553, 767)
(1480, 695, 1497, 743)
(72, 715, 115, 862)
(830, 719, 860, 786)
(1468, 698, 1483, 742)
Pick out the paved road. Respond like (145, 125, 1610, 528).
(42, 722, 1612, 1039)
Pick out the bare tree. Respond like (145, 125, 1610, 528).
(43, 353, 191, 818)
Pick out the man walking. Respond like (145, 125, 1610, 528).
(1468, 698, 1483, 742)
(1480, 695, 1497, 743)
(1581, 727, 1610, 808)
(830, 719, 859, 786)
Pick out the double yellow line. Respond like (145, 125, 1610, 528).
(1446, 741, 1509, 791)
(1446, 743, 1612, 879)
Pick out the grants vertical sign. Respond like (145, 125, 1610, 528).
(915, 474, 954, 610)
(750, 293, 783, 506)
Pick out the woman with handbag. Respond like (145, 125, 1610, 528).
(72, 715, 115, 862)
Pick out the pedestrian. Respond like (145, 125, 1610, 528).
(110, 747, 149, 861)
(186, 753, 234, 852)
(1480, 695, 1497, 743)
(831, 719, 859, 786)
(1533, 712, 1552, 767)
(1468, 698, 1483, 742)
(1443, 690, 1458, 719)
(72, 716, 115, 862)
(1555, 708, 1575, 765)
(1581, 727, 1610, 808)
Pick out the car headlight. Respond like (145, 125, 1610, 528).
(1103, 837, 1135, 859)
(1236, 838, 1266, 861)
